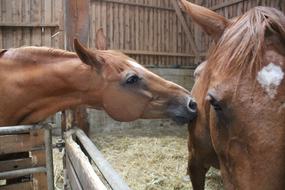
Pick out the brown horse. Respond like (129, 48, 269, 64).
(181, 1, 285, 190)
(0, 29, 197, 126)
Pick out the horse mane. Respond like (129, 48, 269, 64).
(18, 46, 77, 58)
(206, 6, 285, 77)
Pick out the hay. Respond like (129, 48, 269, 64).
(91, 124, 223, 190)
(53, 137, 64, 190)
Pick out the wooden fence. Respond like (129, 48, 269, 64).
(65, 128, 131, 190)
(0, 0, 284, 67)
(0, 124, 54, 190)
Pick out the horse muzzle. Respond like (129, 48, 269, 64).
(166, 96, 197, 125)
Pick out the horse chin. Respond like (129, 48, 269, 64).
(172, 116, 195, 125)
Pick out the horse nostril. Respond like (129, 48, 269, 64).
(188, 99, 197, 111)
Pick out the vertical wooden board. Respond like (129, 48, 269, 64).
(4, 0, 12, 48)
(53, 0, 62, 48)
(33, 172, 47, 190)
(124, 3, 130, 50)
(12, 0, 21, 47)
(143, 0, 148, 65)
(113, 1, 119, 49)
(31, 0, 41, 46)
(89, 3, 95, 48)
(105, 2, 110, 48)
(149, 2, 154, 66)
(135, 0, 139, 52)
(157, 0, 161, 66)
(119, 4, 124, 50)
(101, 1, 107, 36)
(109, 2, 114, 49)
(44, 0, 52, 47)
(22, 0, 31, 46)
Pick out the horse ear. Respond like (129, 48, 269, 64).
(74, 38, 102, 71)
(179, 0, 229, 42)
(95, 28, 108, 50)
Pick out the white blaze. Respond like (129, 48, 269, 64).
(128, 60, 144, 69)
(257, 63, 284, 99)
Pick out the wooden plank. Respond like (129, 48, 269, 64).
(75, 129, 131, 190)
(210, 0, 245, 11)
(66, 155, 83, 190)
(0, 158, 32, 172)
(44, 0, 52, 47)
(21, 0, 31, 46)
(122, 50, 205, 57)
(31, 0, 42, 46)
(170, 0, 198, 55)
(92, 0, 174, 11)
(31, 150, 46, 167)
(65, 136, 107, 190)
(32, 172, 47, 190)
(0, 182, 33, 190)
(0, 130, 44, 155)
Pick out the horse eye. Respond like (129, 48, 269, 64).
(126, 75, 140, 85)
(207, 93, 222, 111)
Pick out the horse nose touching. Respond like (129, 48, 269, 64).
(167, 96, 197, 125)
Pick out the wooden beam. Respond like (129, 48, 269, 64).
(75, 129, 131, 190)
(170, 0, 200, 63)
(65, 136, 107, 190)
(92, 0, 174, 11)
(0, 158, 32, 172)
(64, 0, 90, 135)
(121, 50, 206, 57)
(66, 155, 83, 190)
(0, 130, 44, 155)
(0, 182, 33, 190)
(0, 23, 59, 28)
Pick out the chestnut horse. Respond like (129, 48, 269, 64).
(0, 29, 197, 126)
(181, 1, 285, 190)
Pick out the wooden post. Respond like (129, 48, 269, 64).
(64, 0, 90, 135)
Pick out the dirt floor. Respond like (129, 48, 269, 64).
(90, 123, 223, 190)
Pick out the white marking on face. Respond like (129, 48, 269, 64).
(128, 60, 144, 69)
(257, 63, 284, 99)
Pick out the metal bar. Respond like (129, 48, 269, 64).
(0, 167, 46, 179)
(75, 128, 131, 190)
(0, 125, 44, 135)
(44, 125, 55, 190)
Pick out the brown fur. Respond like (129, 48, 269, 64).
(181, 0, 285, 189)
(0, 30, 197, 126)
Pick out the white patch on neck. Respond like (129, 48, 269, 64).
(257, 63, 284, 99)
(128, 60, 144, 69)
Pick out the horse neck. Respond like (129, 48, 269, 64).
(0, 47, 103, 125)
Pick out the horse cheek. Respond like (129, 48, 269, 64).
(102, 89, 148, 121)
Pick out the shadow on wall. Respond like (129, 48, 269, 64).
(88, 68, 195, 134)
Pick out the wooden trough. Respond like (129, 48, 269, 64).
(64, 128, 131, 190)
(0, 124, 54, 190)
